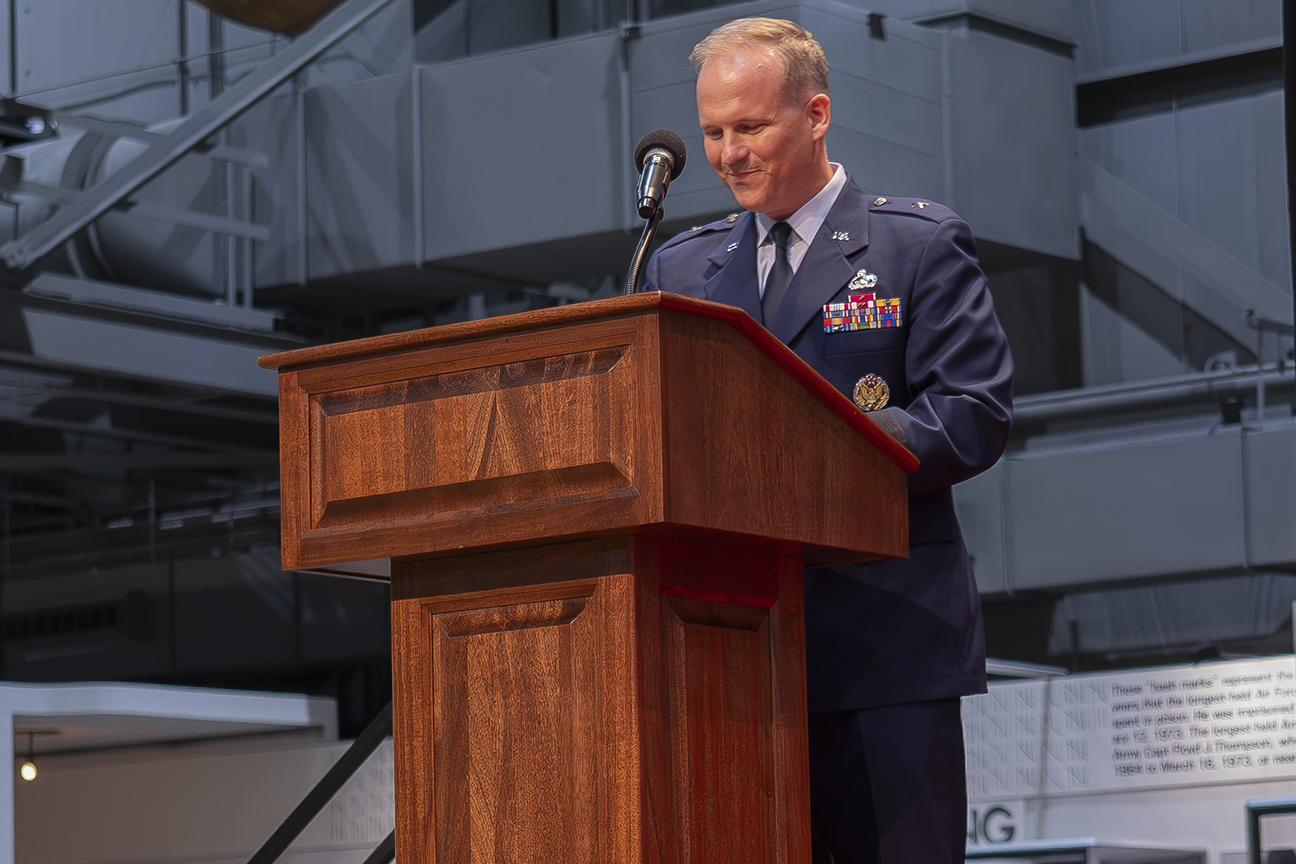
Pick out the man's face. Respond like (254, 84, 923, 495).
(696, 46, 830, 220)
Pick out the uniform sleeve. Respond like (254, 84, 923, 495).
(873, 218, 1013, 497)
(642, 246, 662, 293)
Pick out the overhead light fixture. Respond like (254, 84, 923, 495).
(18, 732, 35, 782)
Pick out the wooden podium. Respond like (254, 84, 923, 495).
(259, 292, 916, 864)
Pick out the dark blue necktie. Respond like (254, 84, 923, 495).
(762, 221, 793, 323)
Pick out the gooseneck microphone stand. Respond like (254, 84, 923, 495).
(623, 205, 664, 295)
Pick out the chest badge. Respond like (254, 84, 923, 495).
(853, 374, 890, 412)
(848, 269, 878, 291)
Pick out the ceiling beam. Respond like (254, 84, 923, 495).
(0, 452, 277, 472)
(0, 413, 273, 456)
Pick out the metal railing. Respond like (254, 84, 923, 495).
(245, 702, 394, 864)
(1014, 361, 1294, 426)
(985, 658, 1068, 679)
(0, 0, 399, 274)
(1246, 796, 1296, 864)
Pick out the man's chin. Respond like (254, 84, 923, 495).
(729, 188, 765, 214)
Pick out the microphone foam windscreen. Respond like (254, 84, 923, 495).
(634, 129, 687, 179)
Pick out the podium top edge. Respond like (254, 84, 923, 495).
(257, 291, 918, 473)
(258, 291, 672, 371)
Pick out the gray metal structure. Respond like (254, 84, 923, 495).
(0, 0, 1289, 694)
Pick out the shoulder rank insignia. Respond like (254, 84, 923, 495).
(725, 213, 739, 223)
(911, 201, 929, 210)
(853, 374, 890, 411)
(822, 289, 903, 333)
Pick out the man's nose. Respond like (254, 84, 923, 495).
(720, 136, 749, 166)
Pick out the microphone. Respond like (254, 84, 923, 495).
(624, 130, 687, 294)
(634, 130, 686, 218)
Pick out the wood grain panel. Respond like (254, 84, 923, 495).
(278, 370, 309, 569)
(654, 536, 780, 608)
(666, 596, 776, 864)
(306, 342, 638, 537)
(260, 292, 915, 473)
(317, 347, 627, 416)
(391, 537, 810, 864)
(432, 593, 599, 864)
(394, 559, 646, 864)
(278, 313, 666, 568)
(391, 540, 628, 602)
(272, 294, 908, 569)
(768, 562, 812, 864)
(659, 308, 907, 561)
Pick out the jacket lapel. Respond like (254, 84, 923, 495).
(767, 179, 872, 345)
(701, 214, 762, 323)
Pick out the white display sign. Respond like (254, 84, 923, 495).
(967, 799, 1023, 845)
(964, 655, 1296, 800)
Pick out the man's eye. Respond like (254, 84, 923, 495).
(739, 125, 765, 134)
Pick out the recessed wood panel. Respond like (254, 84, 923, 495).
(666, 597, 776, 864)
(308, 344, 636, 535)
(431, 593, 599, 863)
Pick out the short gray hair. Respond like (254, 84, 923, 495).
(689, 17, 830, 101)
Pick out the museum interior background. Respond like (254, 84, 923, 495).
(0, 0, 1293, 861)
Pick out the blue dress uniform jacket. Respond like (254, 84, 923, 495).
(643, 177, 1014, 713)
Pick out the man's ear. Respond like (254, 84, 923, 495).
(806, 93, 831, 142)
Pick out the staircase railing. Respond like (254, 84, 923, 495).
(0, 0, 398, 275)
(246, 701, 394, 864)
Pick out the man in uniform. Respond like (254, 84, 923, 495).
(642, 17, 1014, 864)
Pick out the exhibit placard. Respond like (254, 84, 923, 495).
(964, 655, 1296, 799)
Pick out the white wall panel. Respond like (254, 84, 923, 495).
(1177, 99, 1262, 279)
(1075, 0, 1280, 80)
(1079, 282, 1188, 387)
(954, 461, 1007, 594)
(1007, 427, 1247, 589)
(1243, 420, 1296, 568)
(961, 419, 1296, 596)
(1180, 0, 1281, 57)
(17, 737, 391, 864)
(17, 0, 178, 95)
(1080, 117, 1180, 216)
(1250, 91, 1291, 288)
(420, 34, 624, 258)
(305, 73, 417, 281)
(847, 0, 1072, 44)
(948, 30, 1079, 258)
